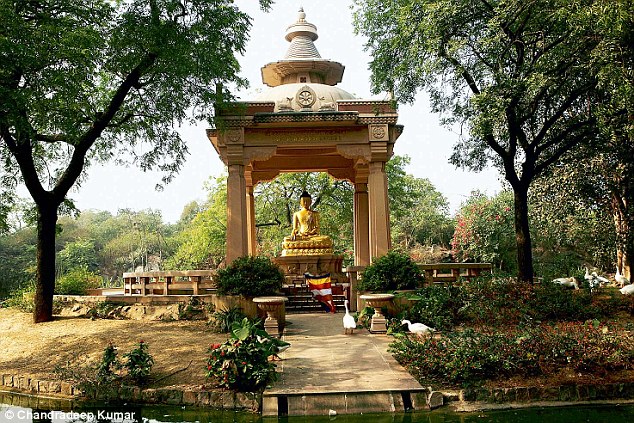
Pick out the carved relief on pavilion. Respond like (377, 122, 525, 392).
(336, 144, 371, 163)
(248, 127, 366, 146)
(368, 124, 388, 142)
(244, 145, 278, 163)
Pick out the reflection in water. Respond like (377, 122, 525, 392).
(1, 392, 633, 423)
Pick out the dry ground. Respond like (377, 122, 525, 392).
(0, 308, 228, 389)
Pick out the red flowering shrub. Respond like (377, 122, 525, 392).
(451, 191, 515, 272)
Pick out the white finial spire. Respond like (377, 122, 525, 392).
(284, 7, 320, 59)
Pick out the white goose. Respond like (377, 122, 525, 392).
(552, 277, 579, 290)
(620, 284, 634, 295)
(401, 320, 435, 337)
(615, 268, 630, 287)
(591, 271, 610, 286)
(343, 300, 356, 334)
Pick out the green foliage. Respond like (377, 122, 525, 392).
(451, 191, 516, 272)
(96, 343, 121, 384)
(123, 340, 154, 384)
(206, 318, 278, 391)
(358, 250, 423, 292)
(400, 285, 465, 331)
(2, 282, 36, 312)
(216, 256, 284, 297)
(165, 177, 227, 270)
(210, 306, 248, 334)
(55, 268, 102, 295)
(387, 156, 454, 248)
(57, 239, 100, 274)
(390, 322, 634, 387)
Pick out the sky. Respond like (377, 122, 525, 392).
(62, 0, 503, 223)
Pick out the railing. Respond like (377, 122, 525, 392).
(417, 263, 493, 283)
(123, 270, 216, 296)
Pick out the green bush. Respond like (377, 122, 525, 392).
(206, 318, 278, 391)
(216, 256, 284, 297)
(55, 268, 102, 295)
(358, 250, 423, 292)
(390, 322, 634, 387)
(400, 284, 465, 331)
(2, 282, 36, 312)
(210, 306, 247, 333)
(123, 340, 154, 384)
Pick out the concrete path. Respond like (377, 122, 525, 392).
(262, 313, 429, 416)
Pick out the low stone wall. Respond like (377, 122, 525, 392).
(1, 372, 261, 411)
(4, 369, 634, 413)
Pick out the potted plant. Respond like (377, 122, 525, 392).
(215, 256, 285, 319)
(357, 250, 424, 333)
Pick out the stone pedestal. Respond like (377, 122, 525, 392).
(273, 254, 347, 284)
(253, 296, 287, 337)
(360, 293, 394, 334)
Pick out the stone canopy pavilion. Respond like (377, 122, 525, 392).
(207, 8, 403, 267)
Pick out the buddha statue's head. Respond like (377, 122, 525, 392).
(299, 191, 312, 209)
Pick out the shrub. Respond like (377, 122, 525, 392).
(216, 256, 284, 297)
(399, 284, 465, 331)
(527, 282, 598, 321)
(210, 306, 247, 333)
(358, 250, 423, 292)
(390, 322, 634, 387)
(56, 268, 102, 295)
(451, 191, 516, 273)
(206, 318, 278, 391)
(2, 282, 36, 312)
(123, 340, 154, 384)
(96, 343, 121, 384)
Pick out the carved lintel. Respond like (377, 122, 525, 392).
(328, 168, 355, 182)
(244, 146, 277, 163)
(336, 144, 371, 162)
(252, 170, 281, 185)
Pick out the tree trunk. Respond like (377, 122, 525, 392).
(513, 186, 534, 283)
(33, 202, 58, 323)
(612, 189, 632, 280)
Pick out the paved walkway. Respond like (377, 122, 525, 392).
(262, 313, 427, 416)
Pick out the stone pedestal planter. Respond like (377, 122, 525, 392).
(253, 296, 287, 337)
(359, 293, 394, 334)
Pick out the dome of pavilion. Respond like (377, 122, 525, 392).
(256, 8, 355, 112)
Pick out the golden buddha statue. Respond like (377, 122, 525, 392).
(281, 191, 333, 256)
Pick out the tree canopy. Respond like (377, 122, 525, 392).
(0, 0, 271, 322)
(353, 0, 607, 281)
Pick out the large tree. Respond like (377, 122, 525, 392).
(0, 0, 271, 322)
(353, 0, 601, 282)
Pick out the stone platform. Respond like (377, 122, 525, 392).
(262, 313, 429, 416)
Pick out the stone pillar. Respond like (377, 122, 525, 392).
(353, 181, 370, 266)
(368, 161, 391, 260)
(226, 164, 248, 263)
(246, 183, 257, 256)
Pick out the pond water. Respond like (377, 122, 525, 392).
(1, 393, 633, 423)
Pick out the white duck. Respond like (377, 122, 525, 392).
(620, 284, 634, 295)
(401, 320, 435, 337)
(343, 300, 356, 334)
(615, 268, 630, 288)
(552, 277, 579, 290)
